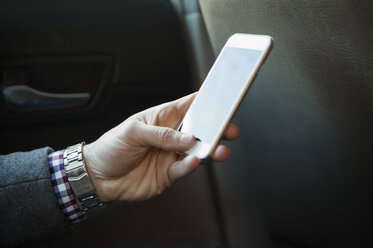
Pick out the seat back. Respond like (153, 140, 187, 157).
(198, 0, 373, 247)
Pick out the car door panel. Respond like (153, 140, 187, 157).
(1, 1, 223, 247)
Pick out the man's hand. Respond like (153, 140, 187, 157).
(83, 93, 239, 202)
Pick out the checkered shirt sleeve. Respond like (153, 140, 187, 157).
(48, 150, 86, 224)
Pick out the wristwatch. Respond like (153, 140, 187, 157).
(64, 142, 104, 211)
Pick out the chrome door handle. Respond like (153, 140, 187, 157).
(2, 85, 91, 112)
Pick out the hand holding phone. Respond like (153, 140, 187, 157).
(178, 33, 273, 161)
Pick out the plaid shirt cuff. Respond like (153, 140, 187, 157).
(48, 150, 86, 224)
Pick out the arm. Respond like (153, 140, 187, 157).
(0, 93, 239, 247)
(0, 147, 71, 247)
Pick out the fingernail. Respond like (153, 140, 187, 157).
(180, 134, 194, 144)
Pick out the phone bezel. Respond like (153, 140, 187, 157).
(179, 33, 273, 160)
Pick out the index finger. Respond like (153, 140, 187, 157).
(174, 92, 198, 119)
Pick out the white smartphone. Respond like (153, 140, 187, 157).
(177, 33, 273, 161)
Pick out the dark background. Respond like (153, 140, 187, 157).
(0, 1, 224, 247)
(1, 0, 372, 247)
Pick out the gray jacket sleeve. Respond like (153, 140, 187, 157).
(0, 147, 71, 247)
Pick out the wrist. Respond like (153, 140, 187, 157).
(64, 142, 105, 211)
(82, 143, 107, 202)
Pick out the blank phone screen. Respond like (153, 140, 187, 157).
(181, 47, 263, 144)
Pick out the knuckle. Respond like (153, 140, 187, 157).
(125, 119, 138, 130)
(121, 120, 139, 136)
(157, 128, 173, 142)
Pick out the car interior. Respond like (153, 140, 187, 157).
(1, 0, 372, 247)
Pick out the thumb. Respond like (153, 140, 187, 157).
(132, 121, 196, 151)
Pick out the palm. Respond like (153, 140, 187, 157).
(108, 149, 180, 201)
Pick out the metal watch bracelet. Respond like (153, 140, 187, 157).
(64, 142, 104, 211)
